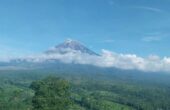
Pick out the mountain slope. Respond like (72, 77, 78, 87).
(45, 39, 99, 56)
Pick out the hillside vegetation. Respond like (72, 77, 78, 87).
(0, 69, 170, 110)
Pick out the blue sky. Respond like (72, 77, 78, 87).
(0, 0, 170, 57)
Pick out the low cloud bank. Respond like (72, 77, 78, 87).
(1, 49, 170, 72)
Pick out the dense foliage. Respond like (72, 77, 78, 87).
(0, 69, 170, 110)
(30, 77, 71, 110)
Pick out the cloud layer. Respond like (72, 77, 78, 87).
(10, 49, 170, 73)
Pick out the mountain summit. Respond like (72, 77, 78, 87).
(45, 39, 99, 56)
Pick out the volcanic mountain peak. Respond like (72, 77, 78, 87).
(57, 39, 83, 49)
(64, 38, 76, 43)
(45, 39, 99, 56)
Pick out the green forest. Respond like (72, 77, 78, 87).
(0, 69, 170, 110)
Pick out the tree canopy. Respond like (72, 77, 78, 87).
(30, 76, 71, 110)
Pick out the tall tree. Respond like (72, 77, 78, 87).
(30, 76, 71, 110)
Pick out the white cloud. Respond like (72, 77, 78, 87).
(10, 49, 170, 73)
(134, 6, 164, 13)
(142, 36, 161, 42)
(138, 6, 162, 13)
(0, 47, 170, 72)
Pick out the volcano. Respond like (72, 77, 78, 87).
(45, 39, 99, 56)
